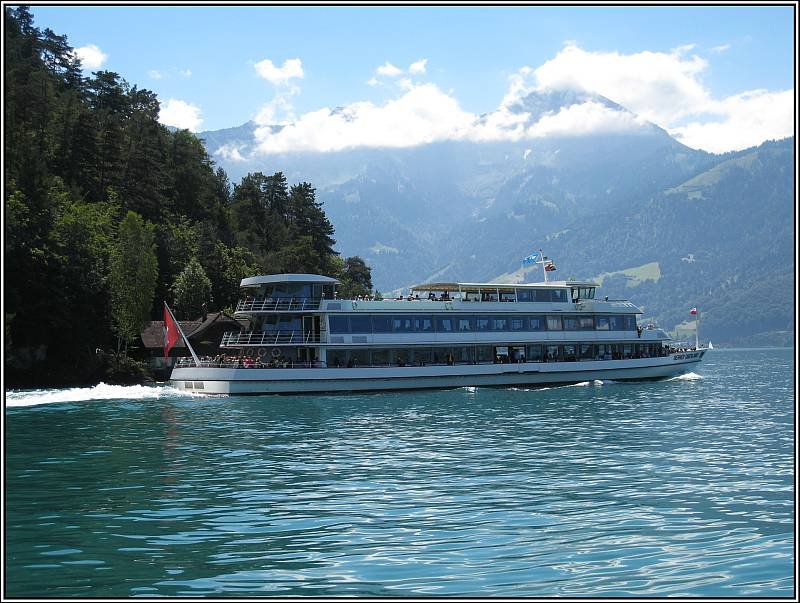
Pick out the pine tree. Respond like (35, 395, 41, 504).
(110, 211, 158, 352)
(172, 258, 212, 320)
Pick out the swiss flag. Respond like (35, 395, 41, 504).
(689, 307, 698, 315)
(163, 303, 181, 359)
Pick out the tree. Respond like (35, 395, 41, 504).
(110, 211, 158, 352)
(172, 257, 212, 320)
(288, 182, 337, 272)
(336, 256, 373, 298)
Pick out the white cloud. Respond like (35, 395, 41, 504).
(74, 44, 107, 70)
(525, 101, 648, 138)
(158, 99, 203, 132)
(669, 89, 794, 153)
(254, 58, 303, 85)
(529, 43, 709, 125)
(243, 43, 792, 156)
(376, 62, 403, 77)
(409, 58, 428, 74)
(710, 43, 731, 53)
(252, 82, 647, 155)
(254, 83, 476, 153)
(179, 68, 192, 77)
(214, 143, 247, 162)
(509, 43, 792, 152)
(366, 77, 379, 87)
(148, 69, 163, 80)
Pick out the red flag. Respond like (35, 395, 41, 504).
(545, 262, 557, 272)
(689, 307, 697, 315)
(163, 303, 181, 359)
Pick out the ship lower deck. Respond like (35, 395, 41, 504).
(170, 352, 705, 395)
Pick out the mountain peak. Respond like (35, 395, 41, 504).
(508, 88, 630, 119)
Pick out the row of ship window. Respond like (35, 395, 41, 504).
(326, 342, 666, 367)
(458, 288, 571, 303)
(328, 314, 638, 334)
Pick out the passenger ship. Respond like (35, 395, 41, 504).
(169, 273, 707, 394)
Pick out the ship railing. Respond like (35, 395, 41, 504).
(174, 357, 327, 369)
(174, 346, 682, 370)
(221, 330, 322, 346)
(236, 297, 322, 313)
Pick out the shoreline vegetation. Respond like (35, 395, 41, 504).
(4, 7, 374, 388)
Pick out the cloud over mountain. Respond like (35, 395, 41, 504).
(159, 99, 203, 132)
(240, 44, 792, 155)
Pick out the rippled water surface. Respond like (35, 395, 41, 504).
(5, 348, 795, 597)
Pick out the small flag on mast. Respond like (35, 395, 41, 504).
(545, 262, 557, 272)
(522, 252, 540, 266)
(689, 307, 697, 315)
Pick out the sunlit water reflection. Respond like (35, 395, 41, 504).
(5, 348, 794, 597)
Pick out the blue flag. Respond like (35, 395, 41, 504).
(522, 252, 539, 266)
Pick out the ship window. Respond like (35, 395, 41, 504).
(510, 317, 526, 331)
(415, 316, 434, 332)
(372, 315, 392, 333)
(415, 348, 433, 364)
(517, 289, 534, 302)
(329, 352, 344, 367)
(528, 316, 546, 331)
(533, 289, 551, 302)
(527, 344, 543, 362)
(578, 316, 594, 330)
(350, 315, 372, 333)
(624, 316, 637, 331)
(547, 315, 563, 330)
(476, 346, 494, 363)
(392, 315, 414, 333)
(563, 316, 580, 330)
(492, 317, 509, 331)
(545, 345, 561, 361)
(371, 349, 391, 366)
(551, 289, 568, 303)
(597, 344, 612, 360)
(436, 316, 456, 333)
(595, 316, 610, 330)
(499, 291, 516, 302)
(481, 290, 499, 302)
(623, 344, 633, 359)
(563, 344, 576, 361)
(347, 349, 369, 367)
(451, 346, 473, 363)
(476, 316, 492, 331)
(394, 350, 410, 366)
(457, 317, 474, 331)
(609, 315, 625, 330)
(579, 344, 593, 360)
(329, 316, 350, 334)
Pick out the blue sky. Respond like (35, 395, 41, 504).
(29, 4, 795, 154)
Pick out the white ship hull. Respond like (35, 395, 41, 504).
(170, 352, 705, 395)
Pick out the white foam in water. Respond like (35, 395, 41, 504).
(667, 372, 704, 381)
(5, 382, 198, 407)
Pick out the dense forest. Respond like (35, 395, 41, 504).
(4, 7, 374, 386)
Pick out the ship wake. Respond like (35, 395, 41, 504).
(5, 382, 199, 407)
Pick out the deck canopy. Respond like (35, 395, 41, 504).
(411, 280, 598, 292)
(240, 274, 339, 288)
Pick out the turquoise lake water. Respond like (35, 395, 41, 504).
(4, 348, 795, 597)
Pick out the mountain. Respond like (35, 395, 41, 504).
(494, 138, 795, 346)
(198, 92, 795, 346)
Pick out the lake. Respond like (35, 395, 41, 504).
(4, 348, 794, 597)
